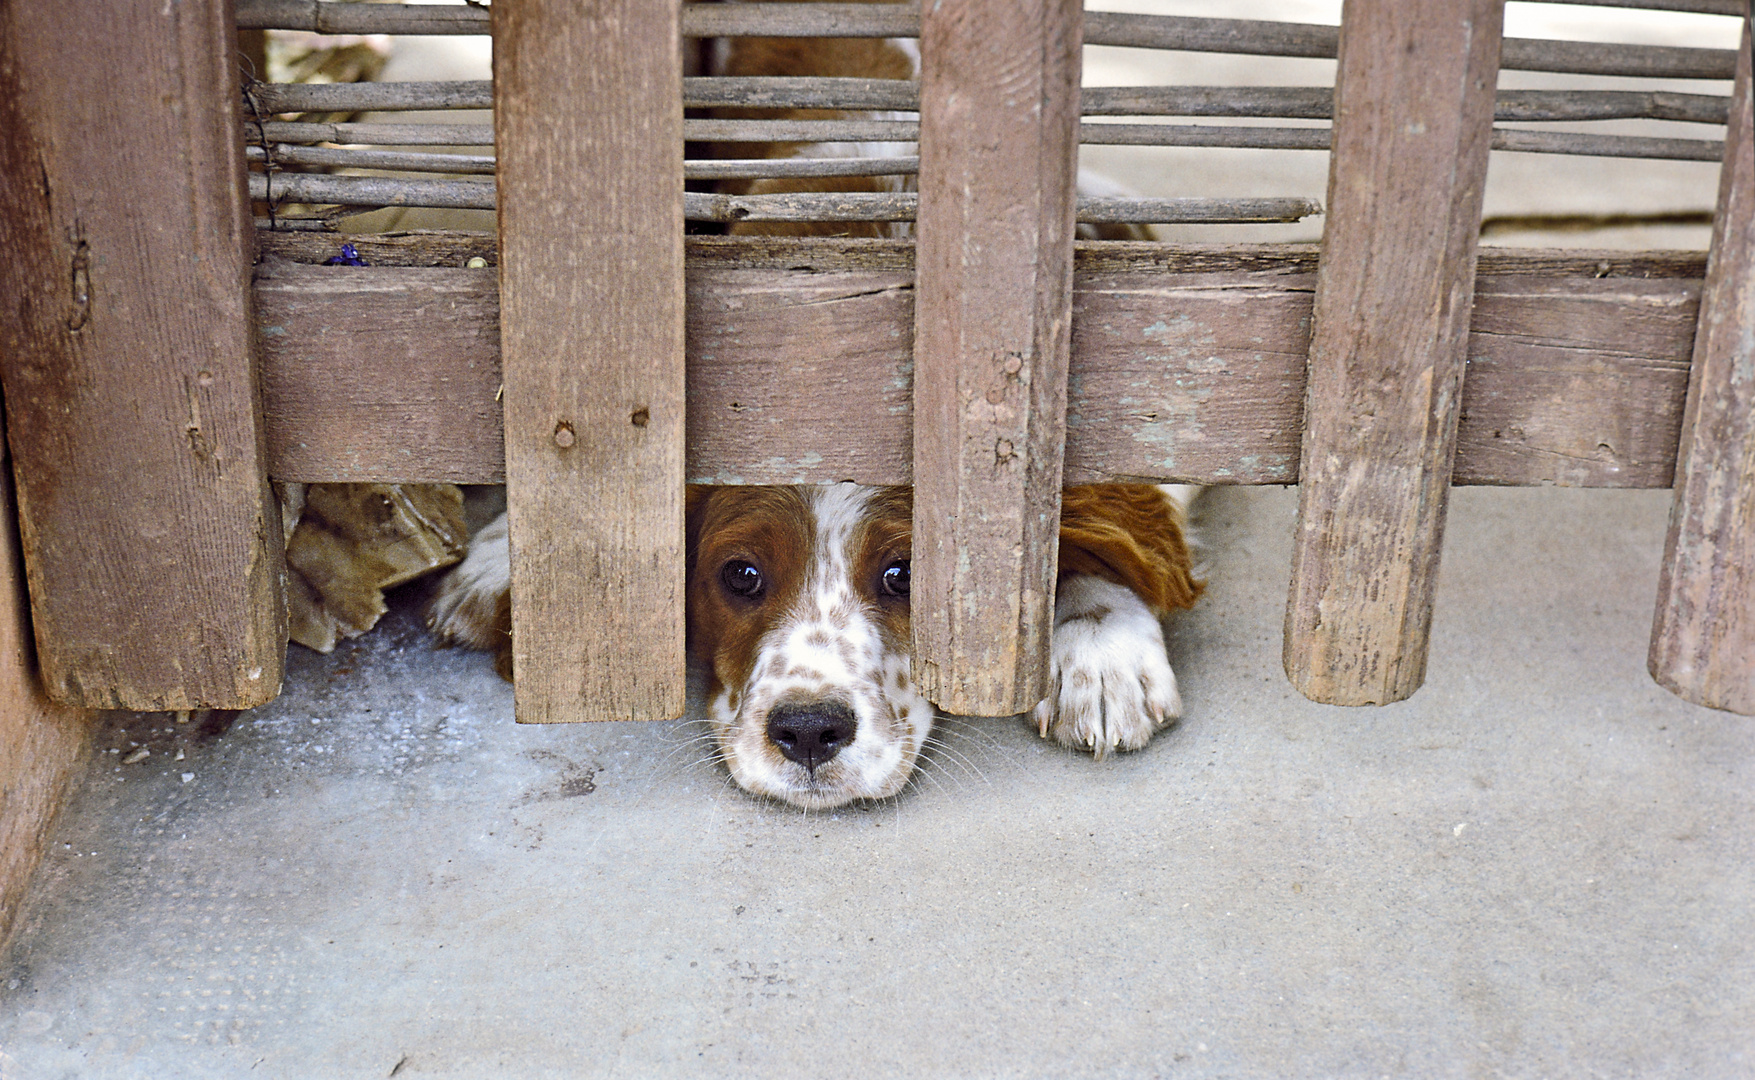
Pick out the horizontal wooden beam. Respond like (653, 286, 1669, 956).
(253, 239, 1704, 490)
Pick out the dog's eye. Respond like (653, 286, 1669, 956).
(880, 559, 910, 598)
(720, 559, 764, 598)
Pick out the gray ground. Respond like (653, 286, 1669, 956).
(3, 485, 1751, 1079)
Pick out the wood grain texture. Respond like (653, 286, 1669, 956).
(493, 0, 686, 723)
(1284, 0, 1504, 707)
(1649, 18, 1755, 715)
(911, 0, 1083, 716)
(257, 262, 503, 483)
(1457, 276, 1698, 488)
(249, 249, 1702, 490)
(0, 0, 287, 709)
(0, 428, 89, 953)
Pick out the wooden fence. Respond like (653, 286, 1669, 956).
(0, 0, 1750, 730)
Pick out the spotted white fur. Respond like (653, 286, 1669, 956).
(432, 483, 1198, 808)
(711, 484, 934, 809)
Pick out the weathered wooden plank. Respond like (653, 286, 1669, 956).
(1456, 277, 1698, 488)
(257, 262, 503, 483)
(1065, 268, 1313, 486)
(686, 268, 915, 486)
(1650, 18, 1755, 716)
(493, 0, 686, 723)
(1283, 0, 1504, 707)
(0, 0, 286, 709)
(250, 254, 1701, 491)
(0, 425, 89, 952)
(911, 0, 1083, 717)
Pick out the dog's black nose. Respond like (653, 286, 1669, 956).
(765, 701, 857, 772)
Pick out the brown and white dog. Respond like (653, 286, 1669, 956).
(428, 7, 1205, 809)
(430, 484, 1202, 809)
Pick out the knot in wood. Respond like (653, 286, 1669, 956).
(552, 421, 576, 448)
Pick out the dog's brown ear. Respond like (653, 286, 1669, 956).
(1057, 485, 1204, 614)
(685, 484, 712, 579)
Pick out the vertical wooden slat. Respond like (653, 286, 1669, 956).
(493, 0, 686, 723)
(1649, 16, 1755, 716)
(0, 0, 287, 709)
(912, 0, 1083, 716)
(0, 416, 89, 951)
(1283, 0, 1504, 706)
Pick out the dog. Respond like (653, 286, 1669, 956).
(430, 484, 1201, 809)
(428, 8, 1204, 809)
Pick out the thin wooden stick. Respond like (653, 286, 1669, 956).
(252, 143, 916, 180)
(238, 0, 489, 33)
(684, 75, 916, 110)
(245, 78, 1733, 126)
(247, 144, 496, 173)
(1083, 86, 1730, 125)
(249, 171, 1321, 223)
(248, 79, 492, 113)
(249, 117, 1726, 162)
(685, 192, 1322, 225)
(251, 171, 495, 209)
(1537, 0, 1741, 13)
(232, 1, 1737, 81)
(684, 156, 919, 180)
(1491, 128, 1723, 161)
(249, 120, 494, 145)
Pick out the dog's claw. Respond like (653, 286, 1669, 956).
(1033, 576, 1182, 759)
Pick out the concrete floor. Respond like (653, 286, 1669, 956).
(2, 485, 1751, 1078)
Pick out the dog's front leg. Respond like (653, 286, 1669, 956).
(1030, 574, 1182, 758)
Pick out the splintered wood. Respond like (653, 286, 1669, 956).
(493, 0, 687, 722)
(911, 0, 1084, 716)
(1284, 0, 1504, 706)
(1649, 17, 1755, 716)
(0, 0, 286, 709)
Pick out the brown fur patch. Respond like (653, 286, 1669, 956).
(847, 484, 913, 652)
(686, 486, 816, 702)
(1057, 485, 1204, 614)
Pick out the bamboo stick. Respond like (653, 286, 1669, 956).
(231, 1, 1738, 82)
(245, 79, 1732, 127)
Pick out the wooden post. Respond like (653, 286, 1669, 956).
(493, 0, 687, 723)
(912, 0, 1083, 716)
(0, 0, 287, 709)
(1284, 0, 1504, 705)
(0, 419, 88, 951)
(1649, 16, 1755, 716)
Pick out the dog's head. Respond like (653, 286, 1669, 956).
(687, 483, 930, 809)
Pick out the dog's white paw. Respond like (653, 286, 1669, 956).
(1030, 574, 1181, 758)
